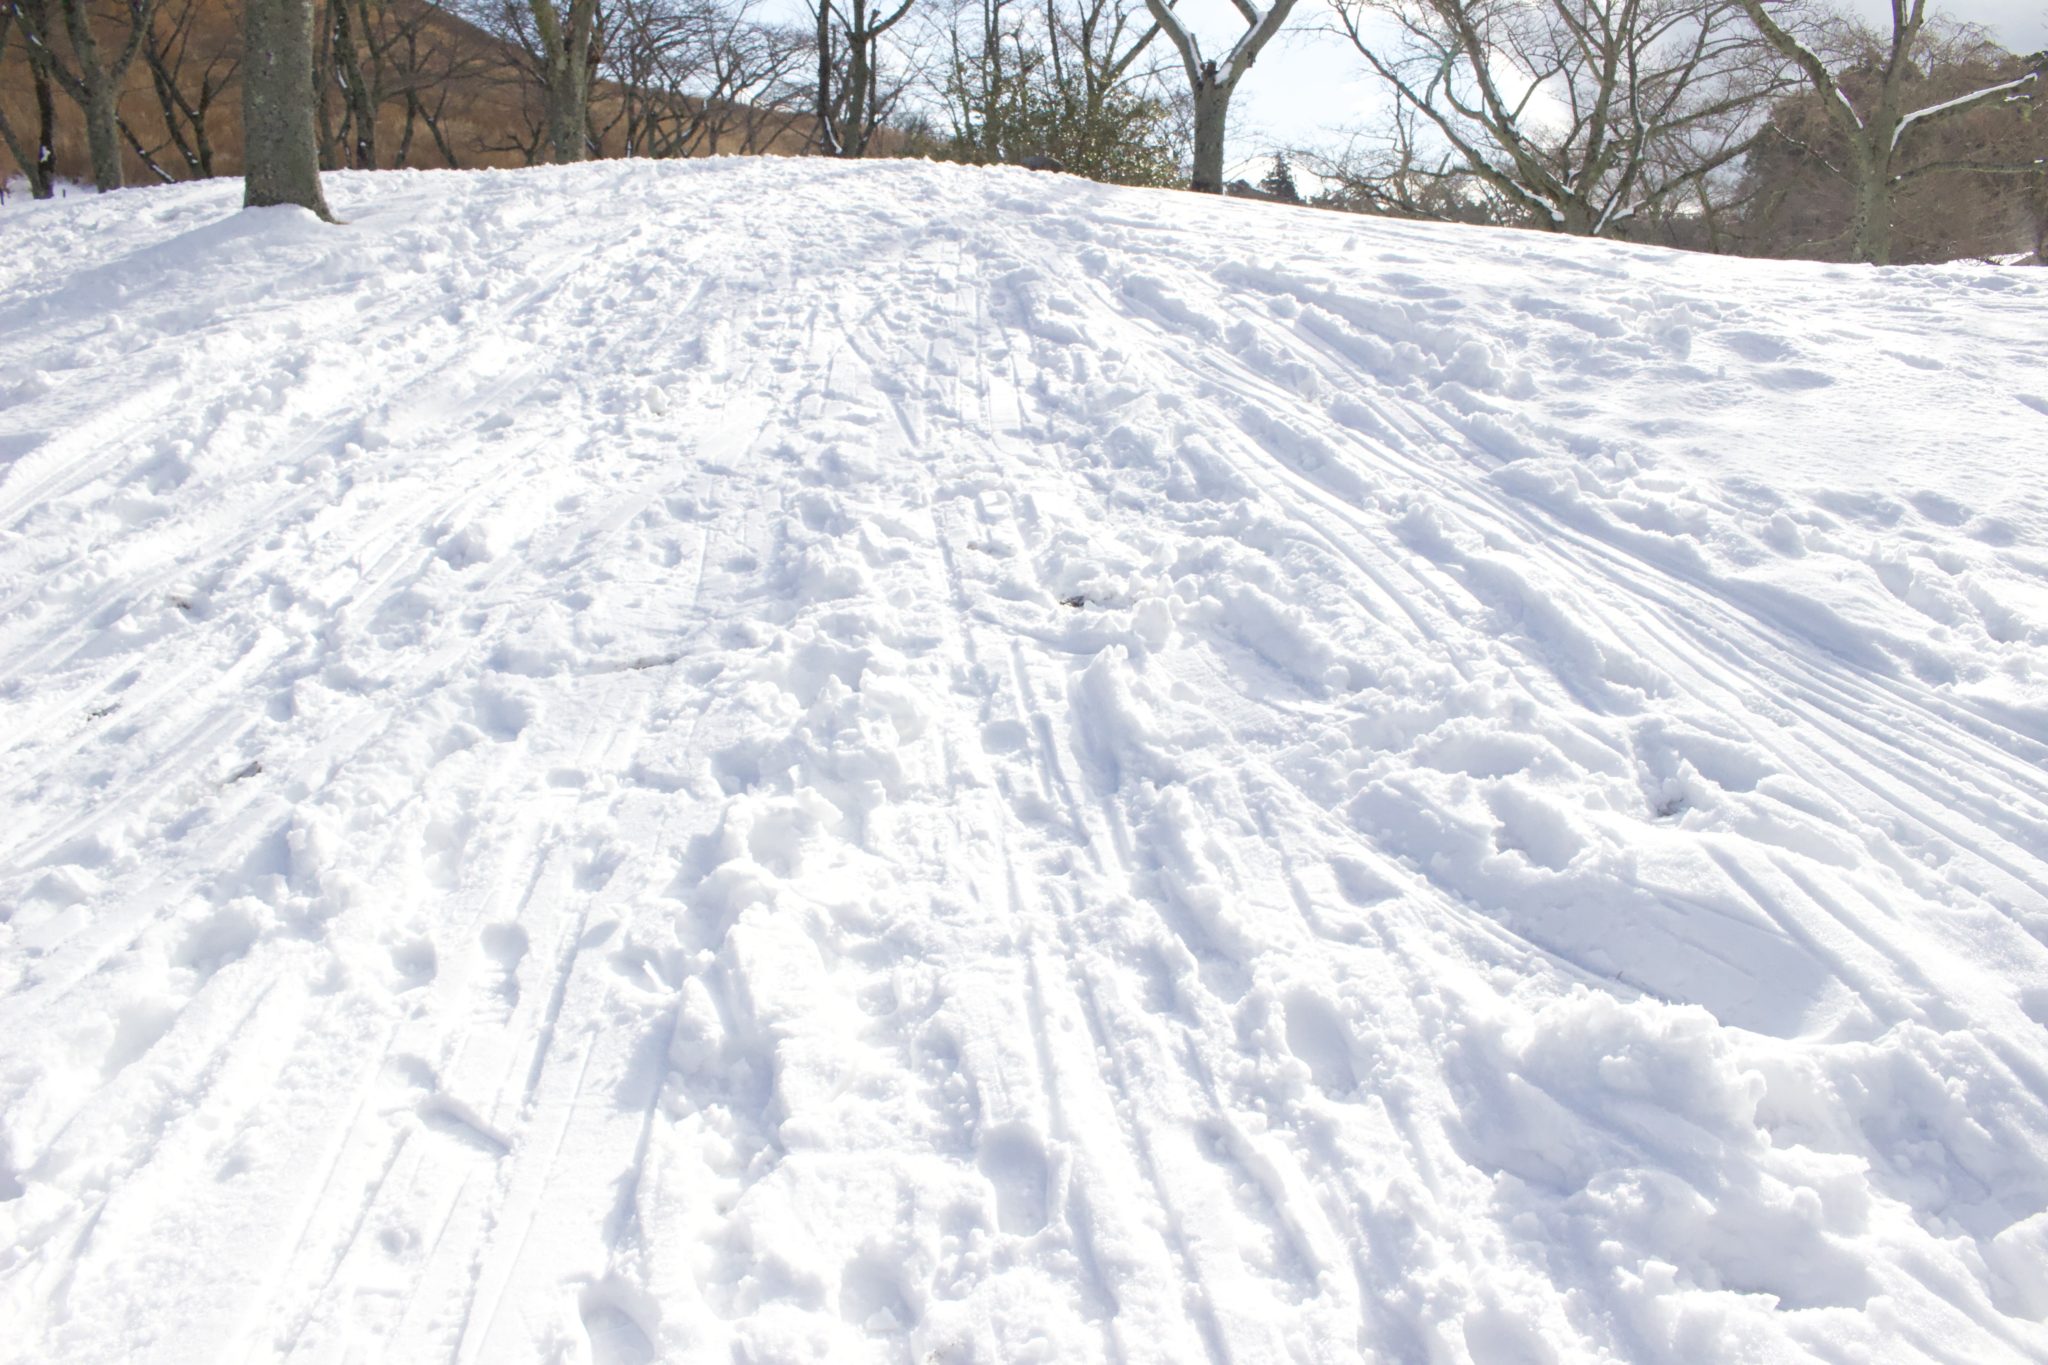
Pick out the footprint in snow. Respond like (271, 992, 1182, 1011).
(1719, 330, 1794, 363)
(1758, 366, 1835, 392)
(978, 1122, 1052, 1235)
(1284, 990, 1358, 1097)
(1909, 490, 1972, 527)
(580, 1281, 658, 1365)
(480, 922, 527, 1007)
(839, 1254, 916, 1334)
(388, 936, 438, 990)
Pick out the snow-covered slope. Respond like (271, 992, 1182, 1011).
(4, 159, 2048, 1364)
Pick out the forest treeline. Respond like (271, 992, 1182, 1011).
(3, 0, 2043, 265)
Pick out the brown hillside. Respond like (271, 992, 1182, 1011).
(1, 0, 813, 192)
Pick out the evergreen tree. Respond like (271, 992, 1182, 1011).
(1259, 150, 1302, 202)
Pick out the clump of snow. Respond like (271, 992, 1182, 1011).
(2, 159, 2046, 1363)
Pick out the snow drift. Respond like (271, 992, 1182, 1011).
(3, 158, 2047, 1364)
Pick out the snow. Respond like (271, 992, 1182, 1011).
(2, 157, 2046, 1364)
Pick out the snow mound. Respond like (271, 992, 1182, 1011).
(3, 159, 2047, 1363)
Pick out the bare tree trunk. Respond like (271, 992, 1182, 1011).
(530, 0, 596, 163)
(815, 0, 835, 151)
(79, 80, 125, 190)
(842, 16, 870, 155)
(1189, 71, 1225, 192)
(1849, 153, 1893, 265)
(0, 0, 61, 197)
(244, 0, 333, 217)
(331, 0, 377, 168)
(396, 89, 418, 166)
(314, 0, 340, 168)
(191, 83, 217, 176)
(31, 65, 57, 195)
(2032, 174, 2048, 263)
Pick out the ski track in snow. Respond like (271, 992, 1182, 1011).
(2, 159, 2047, 1363)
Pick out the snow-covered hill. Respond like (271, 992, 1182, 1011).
(3, 159, 2047, 1364)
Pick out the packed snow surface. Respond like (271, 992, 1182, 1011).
(4, 159, 2048, 1365)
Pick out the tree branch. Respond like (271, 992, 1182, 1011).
(1891, 57, 2044, 152)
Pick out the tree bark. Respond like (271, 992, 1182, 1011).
(79, 81, 124, 190)
(1849, 154, 1893, 265)
(841, 13, 870, 157)
(530, 0, 595, 163)
(243, 0, 333, 217)
(313, 0, 339, 169)
(331, 0, 378, 168)
(32, 66, 57, 196)
(1190, 75, 1226, 193)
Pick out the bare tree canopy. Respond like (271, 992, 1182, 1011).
(1736, 0, 2045, 262)
(1331, 0, 1791, 236)
(601, 0, 809, 159)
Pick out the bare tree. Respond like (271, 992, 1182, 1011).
(595, 0, 809, 157)
(1306, 100, 1530, 222)
(1142, 0, 1300, 192)
(1731, 20, 2047, 261)
(453, 0, 552, 162)
(1333, 0, 1788, 236)
(1736, 0, 2045, 263)
(317, 0, 454, 171)
(604, 0, 695, 154)
(0, 0, 62, 197)
(813, 0, 915, 156)
(460, 0, 600, 162)
(137, 0, 238, 178)
(15, 0, 160, 190)
(244, 0, 332, 215)
(382, 0, 494, 167)
(695, 2, 812, 152)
